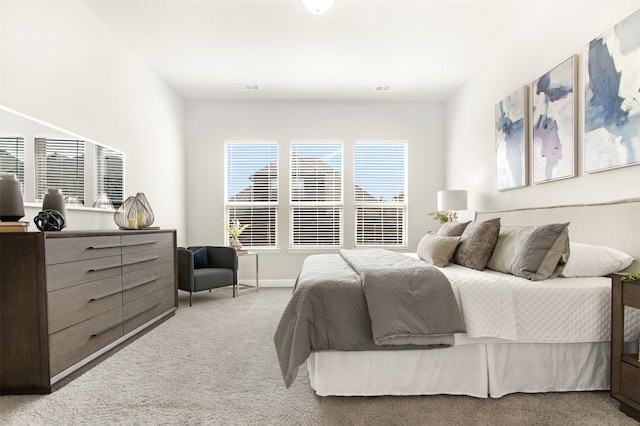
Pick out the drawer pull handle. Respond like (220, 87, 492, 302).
(88, 263, 123, 272)
(88, 244, 124, 250)
(126, 276, 161, 290)
(91, 321, 123, 338)
(122, 241, 157, 247)
(89, 289, 122, 302)
(126, 303, 161, 321)
(123, 256, 159, 266)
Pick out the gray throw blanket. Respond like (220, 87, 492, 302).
(273, 249, 466, 388)
(340, 249, 465, 346)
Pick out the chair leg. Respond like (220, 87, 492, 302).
(189, 292, 192, 307)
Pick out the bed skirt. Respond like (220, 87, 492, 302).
(307, 341, 616, 398)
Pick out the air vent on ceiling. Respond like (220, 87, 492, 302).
(374, 85, 399, 93)
(235, 84, 261, 91)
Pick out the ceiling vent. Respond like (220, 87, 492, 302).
(235, 84, 261, 91)
(374, 85, 399, 93)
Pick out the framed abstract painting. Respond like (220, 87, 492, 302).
(531, 56, 576, 184)
(584, 8, 640, 173)
(495, 86, 527, 191)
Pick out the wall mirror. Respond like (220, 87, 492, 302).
(0, 105, 124, 210)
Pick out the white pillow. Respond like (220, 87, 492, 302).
(560, 242, 634, 277)
(417, 232, 461, 267)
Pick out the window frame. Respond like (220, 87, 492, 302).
(289, 141, 344, 249)
(224, 141, 279, 249)
(353, 141, 408, 248)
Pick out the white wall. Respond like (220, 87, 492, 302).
(0, 0, 187, 243)
(445, 1, 640, 219)
(186, 100, 445, 285)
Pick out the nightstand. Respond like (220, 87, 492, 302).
(611, 274, 640, 421)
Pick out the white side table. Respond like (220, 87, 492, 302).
(236, 251, 259, 295)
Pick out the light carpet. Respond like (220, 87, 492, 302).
(0, 288, 636, 425)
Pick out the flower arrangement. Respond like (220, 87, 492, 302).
(225, 220, 249, 240)
(429, 212, 451, 223)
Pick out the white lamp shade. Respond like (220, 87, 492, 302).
(437, 190, 468, 211)
(302, 0, 335, 14)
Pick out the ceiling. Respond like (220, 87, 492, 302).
(81, 0, 558, 102)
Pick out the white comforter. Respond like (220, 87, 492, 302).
(441, 264, 640, 343)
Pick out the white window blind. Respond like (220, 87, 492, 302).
(290, 142, 343, 247)
(0, 136, 25, 187)
(35, 138, 85, 203)
(225, 142, 278, 247)
(354, 142, 407, 246)
(97, 145, 124, 208)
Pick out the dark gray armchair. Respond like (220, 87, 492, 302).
(177, 246, 238, 306)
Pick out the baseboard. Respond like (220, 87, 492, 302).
(237, 278, 295, 288)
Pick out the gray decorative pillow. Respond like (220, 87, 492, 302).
(452, 218, 500, 270)
(486, 223, 571, 281)
(437, 221, 470, 237)
(486, 225, 532, 273)
(512, 223, 570, 280)
(417, 232, 461, 267)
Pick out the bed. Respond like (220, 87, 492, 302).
(274, 199, 640, 398)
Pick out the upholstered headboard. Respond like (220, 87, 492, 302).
(475, 198, 640, 273)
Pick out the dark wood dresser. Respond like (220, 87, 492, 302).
(611, 274, 640, 421)
(0, 229, 178, 394)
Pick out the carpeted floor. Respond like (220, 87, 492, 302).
(0, 287, 636, 425)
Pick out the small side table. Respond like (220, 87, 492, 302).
(237, 251, 259, 295)
(611, 273, 640, 422)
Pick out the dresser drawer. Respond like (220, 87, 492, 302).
(49, 307, 123, 377)
(122, 232, 174, 255)
(45, 236, 122, 265)
(47, 255, 123, 292)
(122, 247, 174, 275)
(123, 285, 175, 334)
(620, 361, 640, 402)
(123, 262, 174, 304)
(48, 276, 123, 334)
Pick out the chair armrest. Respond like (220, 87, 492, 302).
(177, 247, 195, 292)
(204, 246, 238, 270)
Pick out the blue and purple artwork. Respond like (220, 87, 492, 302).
(495, 86, 527, 191)
(532, 56, 575, 183)
(585, 8, 640, 173)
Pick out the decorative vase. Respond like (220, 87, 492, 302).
(93, 192, 114, 210)
(0, 173, 25, 221)
(42, 189, 67, 229)
(134, 193, 154, 226)
(230, 238, 243, 250)
(113, 193, 154, 229)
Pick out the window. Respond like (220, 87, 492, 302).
(290, 142, 343, 247)
(225, 142, 278, 247)
(96, 145, 124, 208)
(0, 136, 25, 188)
(354, 142, 407, 246)
(35, 138, 85, 203)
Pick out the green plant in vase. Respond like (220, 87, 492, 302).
(225, 220, 249, 249)
(621, 272, 640, 281)
(429, 212, 450, 223)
